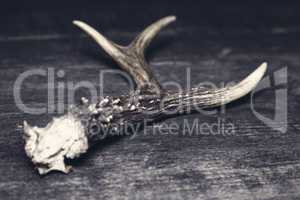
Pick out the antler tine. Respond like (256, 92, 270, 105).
(131, 16, 176, 55)
(163, 63, 268, 111)
(73, 16, 176, 94)
(73, 20, 123, 63)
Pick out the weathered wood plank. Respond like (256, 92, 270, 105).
(1, 2, 300, 199)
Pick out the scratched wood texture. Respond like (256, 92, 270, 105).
(1, 1, 300, 200)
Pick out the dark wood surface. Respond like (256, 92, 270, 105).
(1, 1, 300, 200)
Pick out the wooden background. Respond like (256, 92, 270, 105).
(0, 1, 300, 199)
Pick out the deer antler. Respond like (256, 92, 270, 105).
(73, 16, 176, 94)
(23, 16, 268, 175)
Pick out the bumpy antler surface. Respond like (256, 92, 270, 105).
(23, 16, 267, 175)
